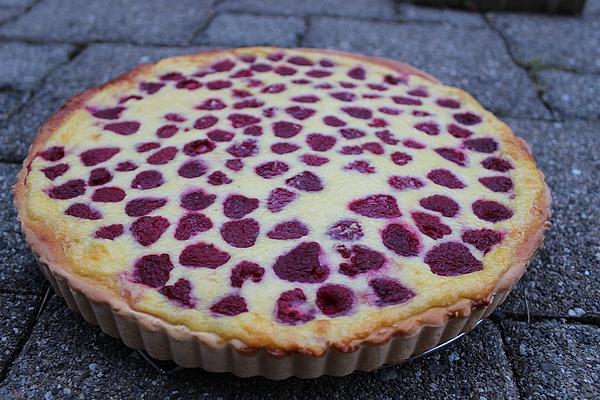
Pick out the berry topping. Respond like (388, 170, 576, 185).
(273, 242, 329, 283)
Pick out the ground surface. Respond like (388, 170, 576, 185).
(0, 0, 598, 399)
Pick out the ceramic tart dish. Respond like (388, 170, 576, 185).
(14, 47, 551, 379)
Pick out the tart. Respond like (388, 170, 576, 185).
(14, 47, 550, 378)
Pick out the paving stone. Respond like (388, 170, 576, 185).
(0, 0, 214, 45)
(0, 43, 208, 162)
(218, 0, 397, 19)
(538, 70, 600, 120)
(0, 90, 27, 123)
(489, 14, 600, 73)
(0, 0, 34, 6)
(399, 3, 486, 27)
(500, 320, 600, 399)
(0, 7, 21, 24)
(586, 0, 600, 14)
(0, 42, 73, 90)
(0, 164, 46, 294)
(195, 13, 305, 47)
(497, 119, 600, 318)
(0, 293, 40, 377)
(305, 17, 550, 119)
(0, 297, 517, 399)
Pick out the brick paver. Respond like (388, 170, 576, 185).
(0, 1, 598, 398)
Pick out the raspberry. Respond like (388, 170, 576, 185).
(230, 262, 265, 288)
(435, 148, 467, 166)
(125, 197, 167, 217)
(132, 254, 173, 288)
(165, 113, 186, 122)
(91, 187, 126, 202)
(273, 121, 302, 138)
(261, 83, 285, 93)
(323, 116, 346, 127)
(307, 70, 331, 78)
(251, 63, 272, 73)
(482, 157, 513, 172)
(376, 130, 399, 145)
(301, 154, 329, 166)
(275, 66, 296, 76)
(345, 160, 375, 173)
(388, 176, 424, 191)
(472, 200, 513, 223)
(211, 59, 236, 71)
(340, 145, 363, 155)
(131, 216, 169, 246)
(424, 242, 482, 276)
(286, 171, 323, 192)
(207, 129, 235, 142)
(276, 289, 314, 324)
(393, 96, 421, 106)
(379, 107, 400, 115)
(255, 161, 289, 179)
(362, 142, 384, 155)
(342, 106, 372, 120)
(479, 176, 513, 192)
(349, 194, 401, 219)
(136, 142, 160, 153)
(233, 99, 264, 109)
(140, 81, 164, 94)
(403, 139, 426, 149)
(156, 124, 178, 139)
(39, 146, 65, 161)
(65, 203, 101, 220)
(271, 142, 300, 154)
(211, 295, 248, 316)
(391, 151, 413, 166)
(273, 242, 329, 283)
(267, 220, 308, 240)
(179, 242, 230, 269)
(183, 139, 215, 156)
(464, 138, 498, 153)
(381, 224, 420, 257)
(104, 121, 140, 135)
(462, 229, 503, 253)
(327, 219, 363, 241)
(339, 245, 385, 277)
(207, 171, 232, 186)
(178, 159, 207, 178)
(80, 147, 120, 166)
(347, 67, 365, 80)
(206, 80, 232, 90)
(292, 95, 320, 103)
(116, 161, 137, 171)
(176, 79, 201, 90)
(414, 122, 440, 135)
(47, 179, 85, 200)
(412, 212, 452, 240)
(159, 279, 195, 308)
(174, 213, 212, 241)
(181, 190, 216, 211)
(131, 170, 164, 190)
(195, 98, 227, 110)
(223, 194, 259, 219)
(420, 195, 459, 217)
(447, 123, 473, 138)
(267, 188, 296, 213)
(454, 112, 482, 125)
(193, 115, 218, 130)
(369, 278, 415, 306)
(226, 139, 258, 158)
(42, 163, 69, 180)
(160, 72, 185, 81)
(408, 88, 428, 97)
(220, 218, 259, 248)
(94, 224, 124, 240)
(228, 113, 261, 128)
(316, 284, 354, 316)
(307, 133, 336, 151)
(225, 159, 243, 171)
(427, 168, 465, 189)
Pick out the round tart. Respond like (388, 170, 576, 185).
(15, 47, 550, 378)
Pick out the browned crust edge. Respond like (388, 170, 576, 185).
(14, 47, 551, 357)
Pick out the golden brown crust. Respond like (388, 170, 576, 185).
(14, 47, 551, 357)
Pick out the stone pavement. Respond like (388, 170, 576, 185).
(0, 0, 599, 398)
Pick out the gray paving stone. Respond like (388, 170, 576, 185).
(0, 297, 517, 399)
(489, 14, 600, 73)
(399, 3, 486, 27)
(498, 119, 600, 318)
(0, 164, 46, 294)
(0, 44, 208, 162)
(0, 90, 27, 123)
(538, 70, 600, 120)
(0, 293, 39, 377)
(195, 13, 305, 47)
(218, 0, 397, 19)
(586, 0, 600, 14)
(0, 42, 73, 90)
(0, 0, 214, 45)
(305, 17, 550, 119)
(0, 0, 34, 6)
(500, 320, 600, 399)
(0, 7, 21, 24)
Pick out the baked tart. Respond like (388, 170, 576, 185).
(14, 47, 550, 379)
